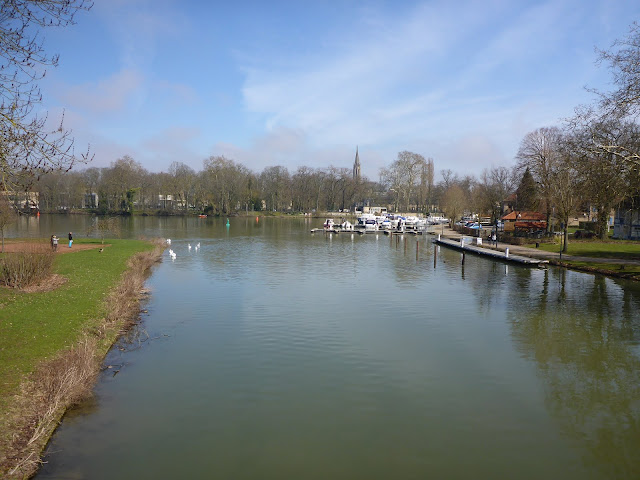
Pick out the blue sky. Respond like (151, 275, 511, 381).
(39, 0, 640, 180)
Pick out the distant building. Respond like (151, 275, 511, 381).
(83, 192, 99, 208)
(2, 191, 39, 212)
(353, 146, 361, 181)
(501, 193, 517, 215)
(501, 211, 546, 233)
(157, 194, 184, 209)
(613, 207, 640, 240)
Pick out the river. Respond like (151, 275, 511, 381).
(11, 215, 639, 479)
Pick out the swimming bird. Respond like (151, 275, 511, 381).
(188, 244, 192, 251)
(166, 238, 171, 245)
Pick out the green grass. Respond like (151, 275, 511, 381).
(561, 260, 640, 274)
(526, 239, 640, 259)
(0, 238, 154, 411)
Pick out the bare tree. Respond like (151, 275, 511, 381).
(379, 151, 428, 212)
(203, 156, 249, 214)
(441, 185, 467, 225)
(168, 162, 195, 212)
(0, 195, 16, 251)
(516, 127, 563, 231)
(552, 135, 584, 251)
(0, 0, 93, 191)
(86, 217, 120, 244)
(594, 22, 640, 121)
(475, 166, 515, 222)
(570, 118, 639, 239)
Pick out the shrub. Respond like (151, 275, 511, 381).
(0, 247, 55, 289)
(574, 230, 596, 239)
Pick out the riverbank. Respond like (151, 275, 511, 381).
(0, 238, 164, 479)
(436, 226, 640, 281)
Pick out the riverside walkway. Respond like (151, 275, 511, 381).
(433, 226, 640, 267)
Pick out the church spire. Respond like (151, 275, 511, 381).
(353, 146, 361, 181)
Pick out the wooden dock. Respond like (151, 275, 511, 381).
(433, 236, 548, 266)
(310, 228, 364, 234)
(383, 230, 424, 236)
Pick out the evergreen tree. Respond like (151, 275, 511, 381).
(515, 168, 538, 211)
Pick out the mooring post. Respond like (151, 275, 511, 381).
(433, 244, 437, 268)
(461, 252, 465, 264)
(505, 247, 509, 258)
(416, 240, 419, 261)
(404, 236, 407, 254)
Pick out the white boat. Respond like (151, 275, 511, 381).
(404, 216, 419, 230)
(364, 218, 378, 232)
(378, 218, 392, 230)
(415, 217, 428, 230)
(356, 214, 376, 229)
(340, 220, 354, 231)
(387, 214, 405, 229)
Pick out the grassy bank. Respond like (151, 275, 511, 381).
(527, 239, 640, 258)
(0, 238, 163, 478)
(525, 239, 640, 279)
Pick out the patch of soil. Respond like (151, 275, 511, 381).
(1, 241, 109, 254)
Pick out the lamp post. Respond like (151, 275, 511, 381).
(493, 202, 500, 248)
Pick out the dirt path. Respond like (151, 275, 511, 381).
(0, 241, 109, 254)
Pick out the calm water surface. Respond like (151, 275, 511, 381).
(14, 216, 640, 479)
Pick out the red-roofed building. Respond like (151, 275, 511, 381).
(501, 211, 546, 233)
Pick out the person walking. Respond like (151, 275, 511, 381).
(68, 232, 73, 248)
(52, 235, 58, 252)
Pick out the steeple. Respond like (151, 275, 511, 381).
(353, 146, 361, 181)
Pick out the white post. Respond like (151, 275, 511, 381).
(505, 247, 509, 258)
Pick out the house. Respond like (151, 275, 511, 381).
(1, 191, 39, 212)
(501, 211, 546, 233)
(501, 193, 517, 215)
(364, 206, 387, 215)
(157, 194, 185, 209)
(82, 192, 99, 208)
(613, 207, 640, 240)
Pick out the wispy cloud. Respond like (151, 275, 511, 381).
(94, 0, 189, 70)
(238, 0, 604, 175)
(61, 69, 144, 114)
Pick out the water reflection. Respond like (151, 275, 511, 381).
(508, 268, 640, 479)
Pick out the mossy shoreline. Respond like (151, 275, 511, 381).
(0, 238, 165, 479)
